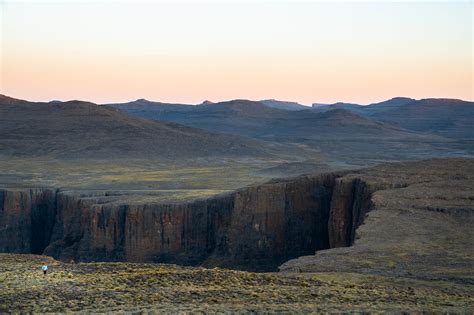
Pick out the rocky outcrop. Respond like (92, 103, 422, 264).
(0, 173, 375, 271)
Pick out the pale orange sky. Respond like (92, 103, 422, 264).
(1, 1, 472, 105)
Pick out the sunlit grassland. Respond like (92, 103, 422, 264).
(0, 157, 290, 201)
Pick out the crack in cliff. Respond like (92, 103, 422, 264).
(29, 189, 60, 254)
(0, 189, 58, 254)
(0, 174, 375, 271)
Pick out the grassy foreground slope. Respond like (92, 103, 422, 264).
(1, 254, 472, 313)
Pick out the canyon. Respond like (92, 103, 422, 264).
(3, 158, 471, 275)
(0, 172, 376, 271)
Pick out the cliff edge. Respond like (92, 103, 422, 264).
(1, 158, 473, 278)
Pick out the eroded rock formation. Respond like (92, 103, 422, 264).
(0, 173, 375, 271)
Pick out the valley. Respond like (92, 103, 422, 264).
(0, 94, 473, 312)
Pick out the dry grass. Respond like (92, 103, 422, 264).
(0, 157, 343, 203)
(0, 157, 278, 202)
(1, 254, 472, 313)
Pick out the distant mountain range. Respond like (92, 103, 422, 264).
(107, 95, 474, 142)
(105, 96, 473, 162)
(108, 97, 474, 141)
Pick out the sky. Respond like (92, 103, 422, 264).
(0, 0, 472, 105)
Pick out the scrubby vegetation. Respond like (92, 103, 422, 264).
(1, 254, 472, 313)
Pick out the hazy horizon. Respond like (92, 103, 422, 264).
(1, 0, 472, 104)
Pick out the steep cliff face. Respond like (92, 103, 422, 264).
(0, 189, 57, 254)
(328, 178, 374, 248)
(212, 174, 337, 270)
(43, 194, 235, 265)
(0, 173, 375, 271)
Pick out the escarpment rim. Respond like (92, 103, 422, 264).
(0, 170, 379, 271)
(2, 158, 472, 272)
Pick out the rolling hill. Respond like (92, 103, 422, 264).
(110, 99, 440, 141)
(110, 99, 287, 138)
(311, 97, 473, 139)
(110, 98, 470, 163)
(369, 98, 474, 139)
(0, 95, 270, 159)
(3, 94, 468, 164)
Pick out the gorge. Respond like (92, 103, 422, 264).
(0, 172, 378, 271)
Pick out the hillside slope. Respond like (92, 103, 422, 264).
(2, 253, 471, 313)
(0, 95, 269, 159)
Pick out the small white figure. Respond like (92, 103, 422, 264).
(42, 265, 48, 275)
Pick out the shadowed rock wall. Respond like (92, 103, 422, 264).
(0, 189, 57, 254)
(0, 173, 375, 271)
